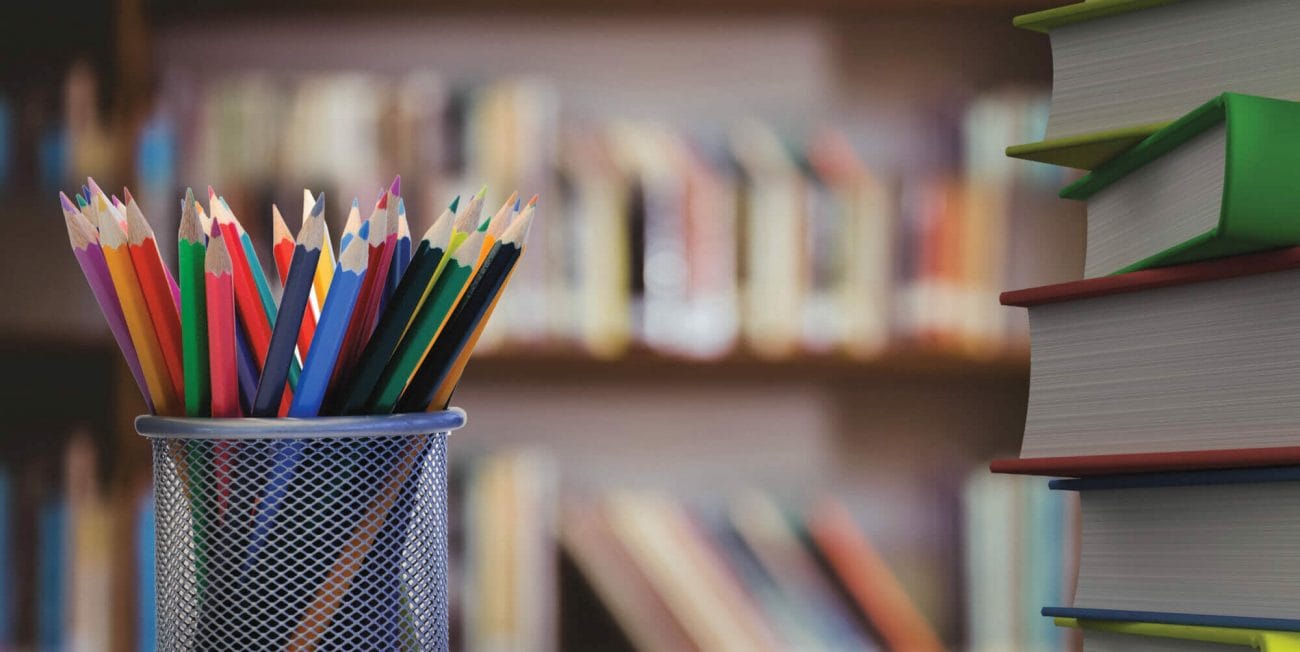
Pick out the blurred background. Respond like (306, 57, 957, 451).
(0, 0, 1085, 650)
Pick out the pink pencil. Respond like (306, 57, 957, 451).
(61, 192, 154, 411)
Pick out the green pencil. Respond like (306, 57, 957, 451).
(178, 189, 210, 417)
(331, 197, 465, 415)
(367, 228, 485, 413)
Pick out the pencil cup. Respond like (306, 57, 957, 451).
(136, 410, 466, 651)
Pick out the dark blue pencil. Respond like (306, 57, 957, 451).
(250, 197, 325, 417)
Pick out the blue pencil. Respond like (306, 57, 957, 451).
(242, 235, 369, 579)
(382, 198, 411, 314)
(339, 197, 361, 251)
(250, 197, 325, 417)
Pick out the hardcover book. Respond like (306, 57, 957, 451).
(1046, 468, 1300, 630)
(1064, 94, 1300, 278)
(1007, 0, 1300, 169)
(1002, 247, 1300, 459)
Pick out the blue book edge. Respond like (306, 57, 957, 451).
(1049, 466, 1300, 492)
(1043, 607, 1300, 632)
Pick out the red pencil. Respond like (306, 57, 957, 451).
(210, 188, 273, 371)
(206, 223, 239, 416)
(124, 192, 186, 403)
(273, 205, 317, 362)
(205, 224, 238, 518)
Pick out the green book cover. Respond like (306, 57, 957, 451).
(1062, 92, 1300, 274)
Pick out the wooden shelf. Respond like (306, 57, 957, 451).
(458, 346, 1030, 384)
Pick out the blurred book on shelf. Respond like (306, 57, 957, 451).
(79, 71, 1076, 363)
(964, 469, 1080, 652)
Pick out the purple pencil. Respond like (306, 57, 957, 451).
(61, 192, 155, 411)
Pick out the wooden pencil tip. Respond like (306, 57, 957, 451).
(80, 185, 91, 202)
(352, 197, 360, 209)
(122, 187, 135, 205)
(513, 196, 521, 212)
(206, 228, 233, 274)
(377, 190, 389, 211)
(297, 209, 326, 249)
(86, 177, 104, 197)
(59, 191, 78, 214)
(339, 231, 369, 272)
(526, 194, 539, 208)
(475, 184, 488, 200)
(75, 193, 89, 209)
(390, 175, 401, 197)
(449, 196, 460, 213)
(179, 190, 202, 243)
(124, 197, 155, 244)
(311, 192, 325, 217)
(396, 197, 405, 215)
(208, 185, 217, 200)
(273, 207, 291, 242)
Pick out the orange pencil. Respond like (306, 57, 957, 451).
(124, 193, 186, 404)
(273, 205, 316, 362)
(98, 208, 180, 415)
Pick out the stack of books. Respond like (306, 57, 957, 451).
(995, 1, 1300, 650)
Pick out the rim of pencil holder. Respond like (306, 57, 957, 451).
(134, 408, 466, 440)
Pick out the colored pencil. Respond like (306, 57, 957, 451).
(481, 191, 519, 254)
(210, 190, 295, 410)
(329, 197, 461, 416)
(368, 228, 485, 413)
(228, 198, 303, 392)
(204, 226, 238, 626)
(196, 202, 212, 236)
(382, 197, 412, 313)
(124, 194, 186, 404)
(329, 187, 393, 395)
(98, 204, 180, 415)
(60, 193, 153, 411)
(273, 204, 318, 362)
(413, 198, 536, 410)
(307, 189, 332, 322)
(243, 234, 369, 581)
(356, 177, 402, 344)
(234, 321, 257, 417)
(178, 189, 209, 417)
(206, 224, 239, 411)
(126, 189, 183, 311)
(400, 202, 534, 411)
(252, 203, 324, 417)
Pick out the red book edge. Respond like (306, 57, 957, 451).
(990, 445, 1300, 477)
(1001, 246, 1300, 308)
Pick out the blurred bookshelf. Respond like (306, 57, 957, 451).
(0, 1, 1084, 650)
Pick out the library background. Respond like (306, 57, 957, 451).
(0, 0, 1080, 650)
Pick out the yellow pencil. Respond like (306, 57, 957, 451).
(98, 208, 181, 415)
(306, 189, 334, 318)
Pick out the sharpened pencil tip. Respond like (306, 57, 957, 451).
(475, 185, 487, 200)
(311, 193, 325, 217)
(449, 196, 460, 213)
(60, 191, 78, 214)
(526, 194, 539, 208)
(208, 185, 217, 200)
(352, 197, 360, 209)
(514, 197, 521, 212)
(122, 187, 135, 205)
(396, 197, 405, 215)
(80, 185, 91, 202)
(390, 175, 401, 197)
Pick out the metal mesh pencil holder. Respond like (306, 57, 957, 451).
(136, 410, 466, 652)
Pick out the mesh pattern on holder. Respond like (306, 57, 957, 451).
(150, 432, 449, 651)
